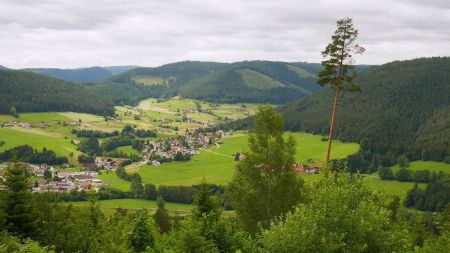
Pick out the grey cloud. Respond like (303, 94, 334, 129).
(0, 0, 449, 68)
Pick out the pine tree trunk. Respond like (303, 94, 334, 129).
(324, 87, 340, 176)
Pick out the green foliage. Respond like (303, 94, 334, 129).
(260, 174, 412, 253)
(398, 155, 410, 168)
(43, 170, 52, 180)
(0, 145, 68, 165)
(415, 232, 450, 253)
(9, 106, 17, 118)
(318, 17, 365, 91)
(228, 105, 306, 234)
(379, 167, 395, 180)
(404, 173, 449, 211)
(131, 174, 144, 199)
(77, 138, 101, 156)
(192, 181, 221, 219)
(143, 184, 158, 200)
(154, 196, 171, 233)
(2, 165, 36, 237)
(0, 233, 55, 253)
(128, 210, 156, 253)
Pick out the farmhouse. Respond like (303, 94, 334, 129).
(293, 164, 305, 174)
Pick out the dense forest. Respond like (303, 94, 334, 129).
(25, 66, 137, 82)
(0, 69, 166, 115)
(282, 57, 450, 171)
(0, 69, 116, 115)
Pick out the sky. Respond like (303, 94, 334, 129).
(1, 0, 449, 69)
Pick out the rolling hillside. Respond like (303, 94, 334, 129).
(179, 61, 321, 103)
(281, 57, 450, 171)
(111, 60, 324, 103)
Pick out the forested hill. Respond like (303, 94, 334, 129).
(179, 61, 322, 103)
(109, 60, 326, 103)
(0, 69, 116, 115)
(109, 61, 227, 95)
(24, 65, 137, 82)
(281, 57, 450, 170)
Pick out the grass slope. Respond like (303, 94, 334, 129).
(97, 172, 131, 191)
(69, 199, 193, 215)
(391, 161, 450, 173)
(238, 69, 284, 89)
(0, 127, 81, 160)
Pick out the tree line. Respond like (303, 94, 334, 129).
(379, 167, 449, 183)
(0, 145, 68, 165)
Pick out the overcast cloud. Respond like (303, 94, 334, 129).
(1, 0, 449, 68)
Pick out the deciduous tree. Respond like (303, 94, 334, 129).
(228, 105, 305, 234)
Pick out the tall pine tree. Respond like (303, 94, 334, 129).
(318, 17, 365, 174)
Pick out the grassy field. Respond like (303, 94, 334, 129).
(391, 161, 450, 173)
(0, 114, 16, 122)
(115, 145, 141, 157)
(363, 174, 426, 199)
(19, 112, 71, 123)
(71, 199, 192, 210)
(0, 127, 81, 161)
(211, 132, 360, 163)
(131, 76, 166, 86)
(69, 199, 193, 215)
(98, 172, 131, 191)
(238, 69, 285, 89)
(137, 97, 258, 123)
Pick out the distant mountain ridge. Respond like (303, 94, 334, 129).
(24, 65, 138, 83)
(110, 60, 332, 103)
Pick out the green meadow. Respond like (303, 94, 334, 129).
(390, 160, 450, 173)
(69, 199, 192, 215)
(98, 172, 131, 191)
(19, 112, 71, 123)
(115, 145, 141, 157)
(0, 127, 81, 161)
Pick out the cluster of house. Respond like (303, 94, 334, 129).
(0, 121, 46, 129)
(82, 157, 129, 171)
(144, 139, 199, 166)
(144, 130, 228, 166)
(292, 163, 321, 174)
(32, 171, 102, 192)
(0, 162, 103, 193)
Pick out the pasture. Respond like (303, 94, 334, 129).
(98, 172, 131, 191)
(0, 127, 81, 162)
(69, 199, 193, 215)
(391, 161, 450, 173)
